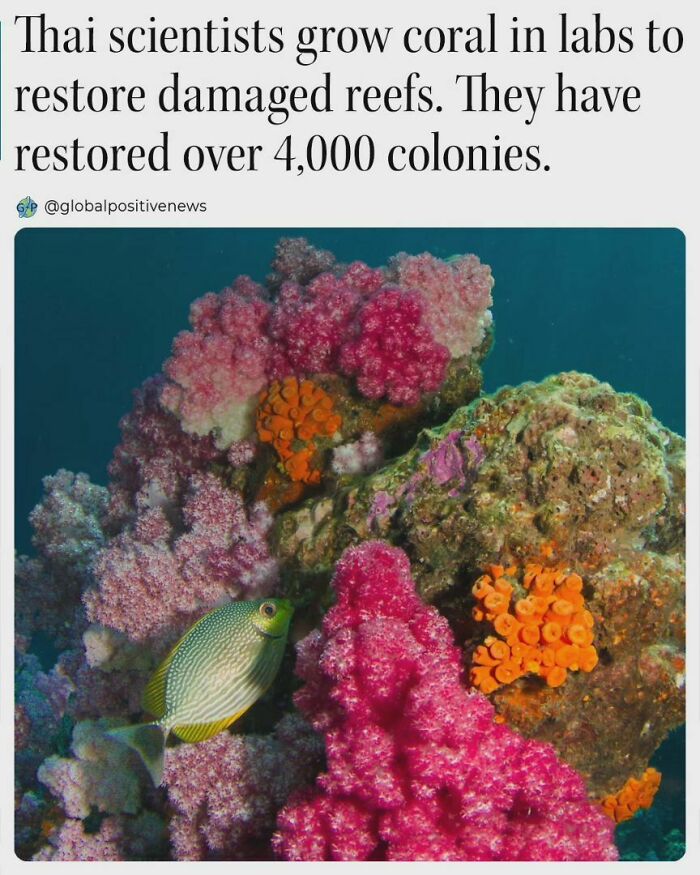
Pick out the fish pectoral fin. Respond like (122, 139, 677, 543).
(172, 707, 252, 744)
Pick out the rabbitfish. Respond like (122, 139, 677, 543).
(108, 598, 293, 785)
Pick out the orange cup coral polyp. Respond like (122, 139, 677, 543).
(600, 768, 662, 823)
(470, 563, 598, 694)
(256, 377, 342, 484)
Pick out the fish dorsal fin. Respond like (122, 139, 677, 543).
(172, 705, 253, 743)
(142, 612, 211, 718)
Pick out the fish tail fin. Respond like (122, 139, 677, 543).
(106, 722, 166, 786)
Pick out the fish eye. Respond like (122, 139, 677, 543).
(260, 602, 277, 619)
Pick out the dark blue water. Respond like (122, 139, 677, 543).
(14, 227, 685, 858)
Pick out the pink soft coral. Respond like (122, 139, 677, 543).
(16, 470, 108, 649)
(160, 277, 272, 447)
(164, 714, 323, 860)
(107, 376, 221, 526)
(33, 817, 126, 861)
(273, 541, 617, 862)
(390, 252, 493, 358)
(85, 473, 278, 644)
(339, 289, 449, 405)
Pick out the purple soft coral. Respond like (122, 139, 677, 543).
(16, 470, 108, 649)
(164, 714, 322, 860)
(273, 541, 617, 862)
(85, 473, 278, 644)
(107, 376, 221, 526)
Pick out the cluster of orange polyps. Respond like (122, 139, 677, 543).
(256, 377, 342, 484)
(600, 768, 662, 823)
(470, 563, 599, 694)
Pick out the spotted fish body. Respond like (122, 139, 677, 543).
(108, 598, 293, 785)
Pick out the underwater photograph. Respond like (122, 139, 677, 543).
(15, 228, 685, 861)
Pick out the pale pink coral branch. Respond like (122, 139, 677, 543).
(161, 277, 273, 447)
(389, 252, 493, 358)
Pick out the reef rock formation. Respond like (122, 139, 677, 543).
(274, 372, 685, 797)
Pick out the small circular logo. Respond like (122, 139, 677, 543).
(17, 197, 38, 218)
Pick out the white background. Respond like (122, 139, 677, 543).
(1, 1, 697, 873)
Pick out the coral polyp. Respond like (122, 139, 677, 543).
(256, 377, 342, 484)
(601, 768, 663, 824)
(470, 563, 598, 693)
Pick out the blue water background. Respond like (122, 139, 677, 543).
(14, 227, 686, 857)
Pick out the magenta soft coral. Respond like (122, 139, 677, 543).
(272, 541, 617, 862)
(267, 262, 383, 379)
(339, 289, 449, 406)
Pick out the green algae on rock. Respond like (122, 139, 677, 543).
(274, 372, 683, 594)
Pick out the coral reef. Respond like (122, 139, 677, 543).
(268, 262, 381, 378)
(85, 472, 278, 645)
(273, 542, 617, 861)
(158, 239, 492, 456)
(15, 239, 684, 861)
(612, 724, 685, 860)
(256, 377, 342, 484)
(33, 813, 166, 861)
(37, 719, 144, 819)
(387, 251, 493, 358)
(612, 723, 684, 860)
(338, 287, 449, 405)
(160, 277, 272, 447)
(15, 650, 74, 788)
(273, 372, 685, 797)
(106, 375, 223, 526)
(34, 816, 128, 861)
(266, 236, 336, 291)
(331, 432, 383, 476)
(16, 470, 109, 650)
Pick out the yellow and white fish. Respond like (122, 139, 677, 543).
(109, 598, 293, 785)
